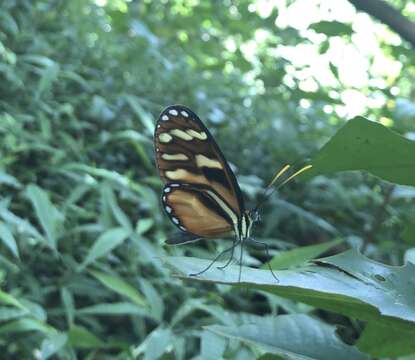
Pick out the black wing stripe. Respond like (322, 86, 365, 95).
(162, 183, 238, 231)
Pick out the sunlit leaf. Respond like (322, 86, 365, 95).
(308, 117, 415, 186)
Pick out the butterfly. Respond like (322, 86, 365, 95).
(154, 105, 310, 279)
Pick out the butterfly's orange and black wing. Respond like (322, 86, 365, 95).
(154, 105, 245, 243)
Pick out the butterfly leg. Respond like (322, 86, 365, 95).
(248, 238, 279, 283)
(189, 240, 241, 277)
(216, 237, 239, 270)
(237, 237, 246, 282)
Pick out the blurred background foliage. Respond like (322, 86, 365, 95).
(0, 0, 414, 358)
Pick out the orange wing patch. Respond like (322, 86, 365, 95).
(162, 185, 234, 238)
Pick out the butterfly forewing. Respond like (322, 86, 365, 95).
(154, 105, 245, 238)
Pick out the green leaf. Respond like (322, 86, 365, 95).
(0, 317, 56, 335)
(405, 248, 415, 264)
(39, 332, 68, 360)
(80, 227, 130, 268)
(26, 184, 63, 250)
(0, 12, 19, 35)
(308, 117, 415, 187)
(267, 238, 343, 270)
(0, 289, 27, 310)
(68, 325, 103, 349)
(164, 250, 415, 326)
(122, 94, 155, 134)
(136, 218, 154, 235)
(309, 20, 353, 36)
(0, 202, 42, 239)
(0, 307, 28, 321)
(0, 171, 21, 188)
(139, 278, 164, 322)
(200, 330, 226, 360)
(132, 327, 172, 360)
(402, 222, 415, 244)
(0, 222, 19, 258)
(90, 270, 146, 307)
(208, 314, 368, 360)
(77, 302, 145, 316)
(356, 321, 415, 357)
(100, 183, 133, 231)
(60, 287, 75, 327)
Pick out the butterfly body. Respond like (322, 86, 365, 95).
(154, 105, 255, 246)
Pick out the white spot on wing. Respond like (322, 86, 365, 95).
(165, 206, 172, 213)
(169, 109, 178, 116)
(170, 183, 180, 187)
(161, 153, 189, 161)
(181, 110, 189, 117)
(164, 187, 171, 193)
(170, 129, 193, 141)
(165, 169, 205, 182)
(165, 169, 190, 180)
(187, 129, 207, 140)
(179, 226, 186, 231)
(161, 115, 169, 121)
(159, 133, 173, 143)
(172, 217, 180, 224)
(162, 196, 166, 201)
(195, 154, 223, 169)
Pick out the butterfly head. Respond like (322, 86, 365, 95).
(240, 209, 259, 240)
(249, 208, 261, 223)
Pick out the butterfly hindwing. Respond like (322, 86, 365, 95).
(161, 183, 235, 238)
(154, 105, 245, 218)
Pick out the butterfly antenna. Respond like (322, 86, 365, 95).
(267, 164, 292, 190)
(254, 164, 291, 211)
(277, 164, 313, 188)
(255, 164, 313, 212)
(238, 238, 244, 282)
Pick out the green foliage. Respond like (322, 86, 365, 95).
(309, 117, 415, 187)
(0, 0, 415, 358)
(207, 315, 369, 360)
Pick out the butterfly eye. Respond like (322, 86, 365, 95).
(250, 209, 261, 223)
